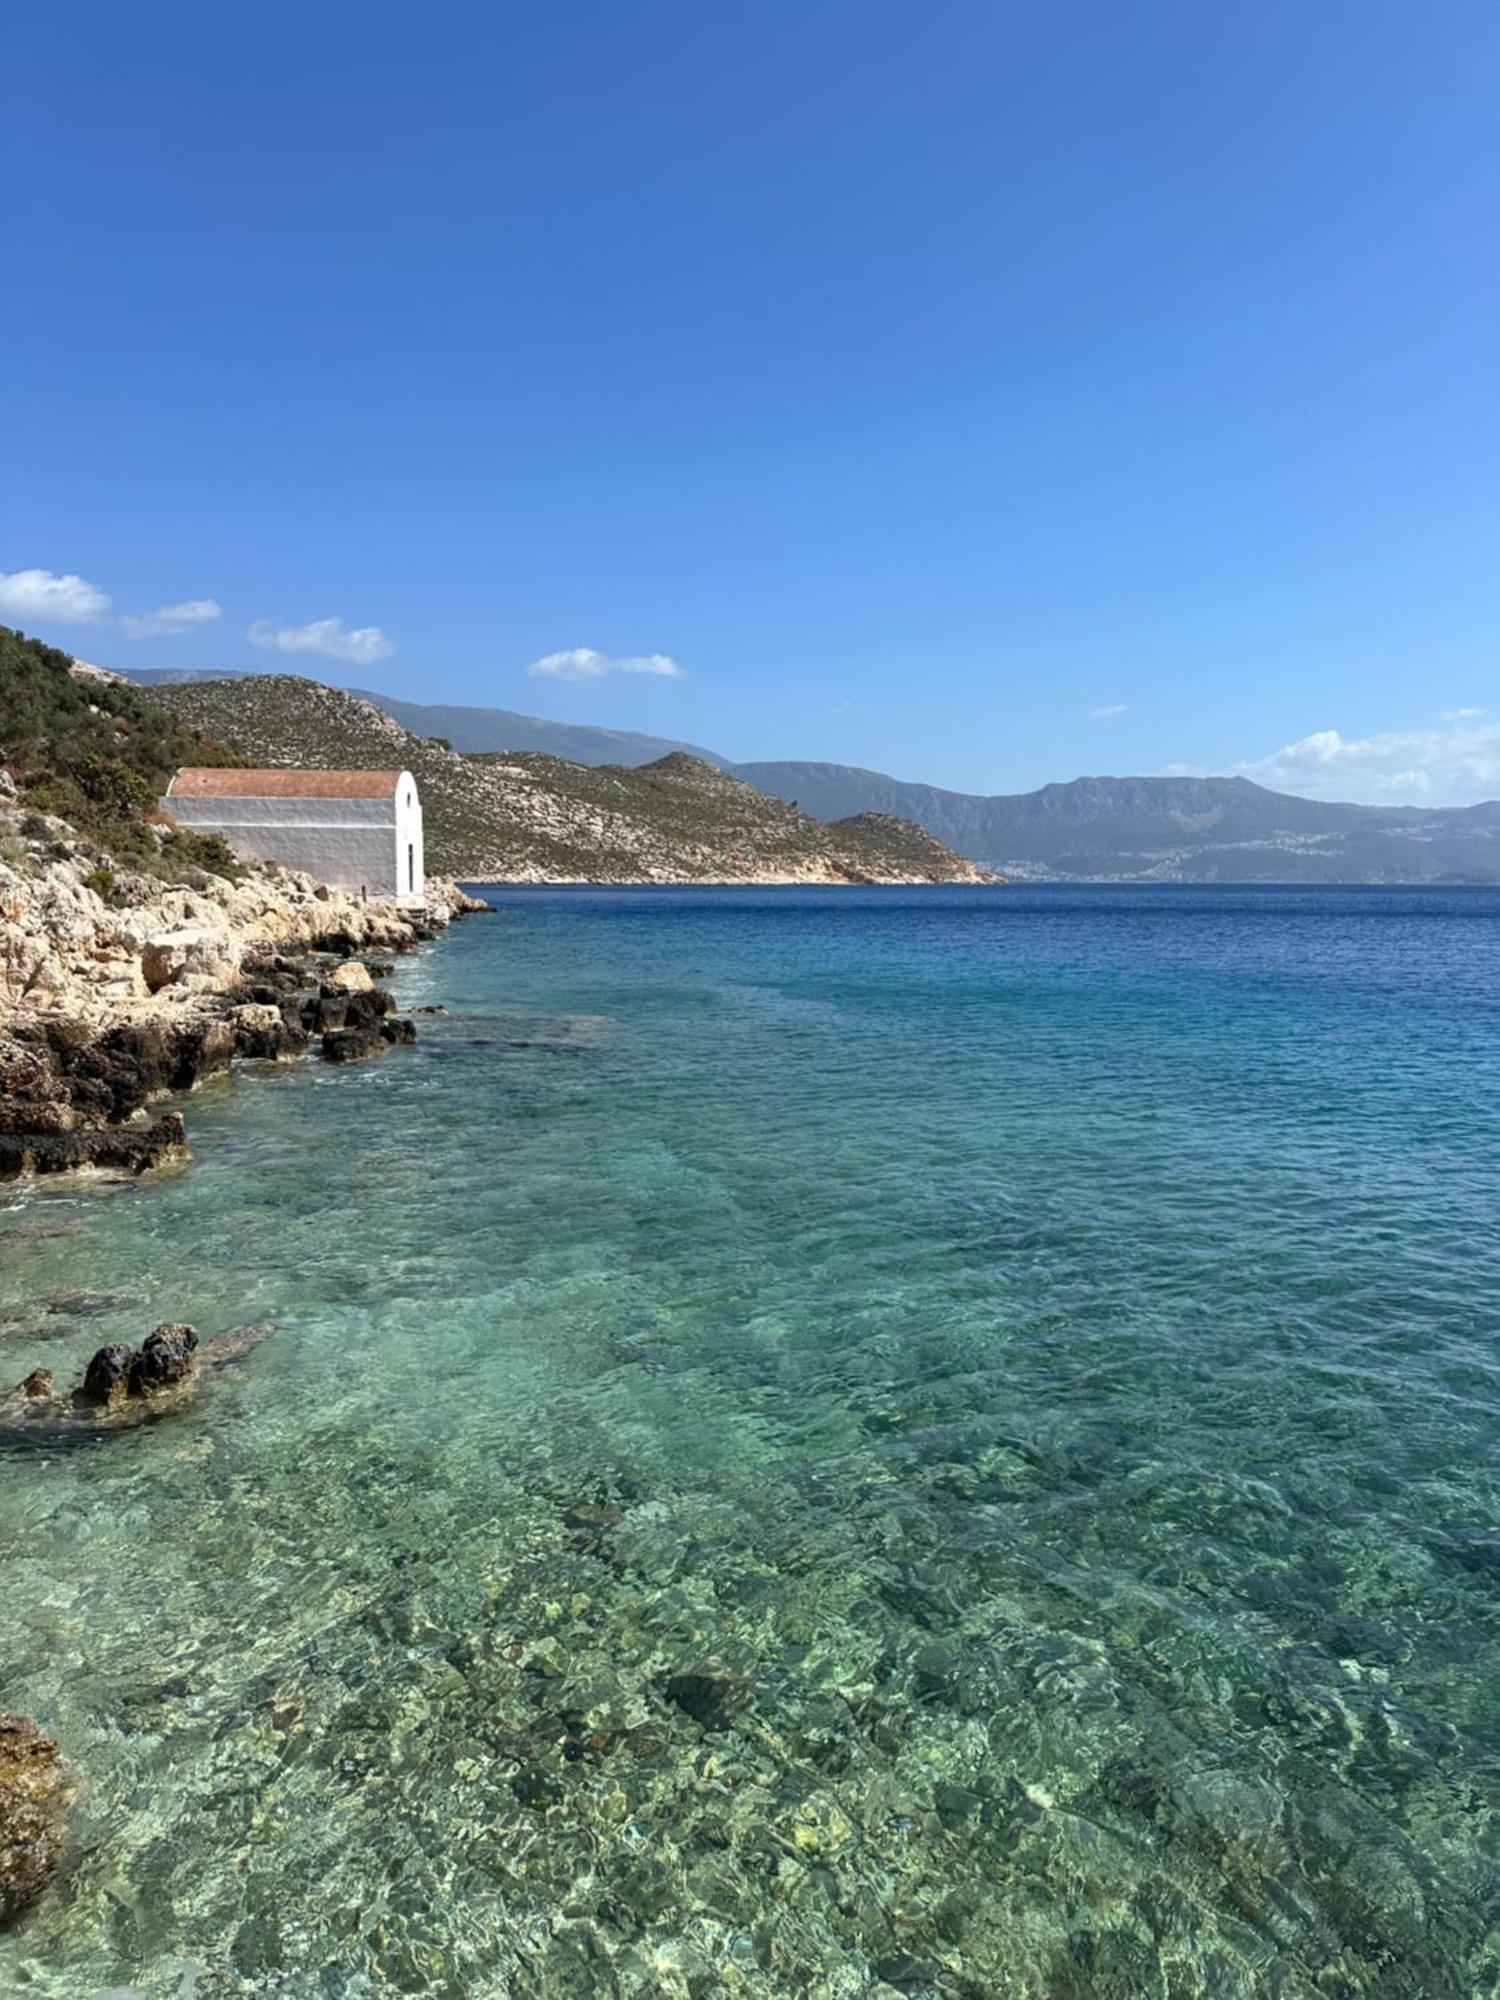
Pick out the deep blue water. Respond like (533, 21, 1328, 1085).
(3, 883, 1500, 1997)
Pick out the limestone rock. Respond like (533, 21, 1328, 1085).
(323, 959, 373, 995)
(140, 928, 236, 993)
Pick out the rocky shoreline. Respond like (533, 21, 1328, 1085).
(0, 802, 486, 1920)
(0, 794, 483, 1183)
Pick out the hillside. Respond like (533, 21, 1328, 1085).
(117, 668, 731, 769)
(734, 763, 1500, 883)
(141, 676, 994, 884)
(0, 625, 244, 884)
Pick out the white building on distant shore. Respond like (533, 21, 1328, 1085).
(164, 768, 425, 907)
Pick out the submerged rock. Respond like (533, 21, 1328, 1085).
(200, 1319, 278, 1368)
(0, 1713, 71, 1926)
(663, 1669, 753, 1730)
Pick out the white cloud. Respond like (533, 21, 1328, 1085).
(248, 616, 395, 664)
(1088, 702, 1128, 719)
(527, 647, 683, 682)
(119, 598, 222, 640)
(1440, 707, 1485, 722)
(1239, 718, 1500, 807)
(0, 567, 112, 624)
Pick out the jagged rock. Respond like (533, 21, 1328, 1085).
(77, 1343, 134, 1410)
(227, 1002, 306, 1060)
(0, 1713, 71, 1925)
(304, 989, 347, 1032)
(141, 928, 235, 993)
(0, 1111, 188, 1182)
(127, 1323, 199, 1395)
(16, 1371, 52, 1401)
(380, 1017, 416, 1045)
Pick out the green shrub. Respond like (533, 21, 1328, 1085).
(0, 623, 244, 879)
(83, 864, 126, 907)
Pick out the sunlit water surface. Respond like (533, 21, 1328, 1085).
(3, 884, 1500, 1999)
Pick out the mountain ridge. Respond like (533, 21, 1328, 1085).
(118, 669, 732, 770)
(137, 676, 993, 885)
(732, 761, 1500, 881)
(117, 671, 1500, 881)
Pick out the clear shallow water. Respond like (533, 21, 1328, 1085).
(3, 883, 1500, 1997)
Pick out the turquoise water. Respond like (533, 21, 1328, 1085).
(3, 883, 1500, 1998)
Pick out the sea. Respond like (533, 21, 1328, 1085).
(3, 883, 1500, 1998)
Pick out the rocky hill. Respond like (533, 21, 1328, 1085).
(142, 676, 995, 884)
(119, 669, 732, 770)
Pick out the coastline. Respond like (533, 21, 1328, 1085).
(0, 792, 484, 1184)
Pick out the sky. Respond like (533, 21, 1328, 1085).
(5, 0, 1498, 803)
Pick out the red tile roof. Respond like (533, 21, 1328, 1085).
(167, 768, 404, 800)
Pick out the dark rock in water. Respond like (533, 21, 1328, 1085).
(365, 960, 395, 979)
(229, 1004, 307, 1061)
(77, 1324, 197, 1411)
(413, 1004, 448, 1014)
(380, 1017, 416, 1046)
(562, 1500, 624, 1536)
(0, 1111, 188, 1182)
(76, 1343, 135, 1410)
(127, 1323, 199, 1395)
(320, 1024, 385, 1064)
(305, 991, 348, 1033)
(47, 1018, 232, 1125)
(343, 988, 395, 1031)
(3, 1321, 262, 1450)
(0, 1713, 71, 1926)
(664, 1669, 752, 1730)
(512, 1765, 563, 1808)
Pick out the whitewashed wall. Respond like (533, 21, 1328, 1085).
(393, 773, 425, 906)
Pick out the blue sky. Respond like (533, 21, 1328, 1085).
(5, 1, 1498, 801)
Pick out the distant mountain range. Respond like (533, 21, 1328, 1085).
(117, 670, 1500, 882)
(731, 766, 1500, 883)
